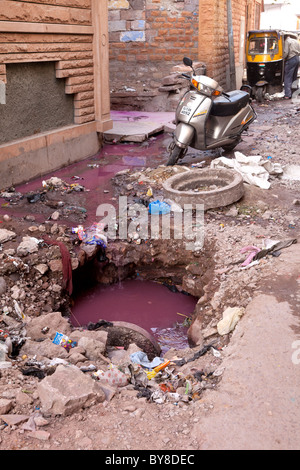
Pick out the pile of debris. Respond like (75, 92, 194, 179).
(0, 310, 223, 427)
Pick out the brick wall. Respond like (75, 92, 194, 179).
(108, 0, 199, 110)
(108, 0, 263, 109)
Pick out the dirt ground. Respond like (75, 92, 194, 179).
(0, 96, 300, 454)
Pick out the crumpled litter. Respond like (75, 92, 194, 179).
(93, 365, 128, 387)
(130, 351, 164, 369)
(217, 306, 246, 335)
(52, 331, 77, 352)
(240, 245, 261, 266)
(42, 176, 85, 193)
(253, 238, 297, 261)
(72, 222, 107, 248)
(211, 151, 283, 189)
(239, 238, 297, 268)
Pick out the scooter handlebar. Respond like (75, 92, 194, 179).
(181, 73, 191, 79)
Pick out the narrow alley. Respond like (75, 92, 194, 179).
(0, 96, 299, 451)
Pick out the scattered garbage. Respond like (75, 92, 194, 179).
(239, 238, 297, 268)
(217, 307, 246, 335)
(130, 351, 164, 369)
(27, 193, 45, 204)
(240, 245, 261, 267)
(0, 190, 23, 202)
(72, 222, 107, 248)
(211, 151, 283, 189)
(87, 320, 114, 330)
(42, 177, 85, 193)
(53, 332, 77, 352)
(93, 365, 128, 387)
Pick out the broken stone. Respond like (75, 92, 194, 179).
(48, 259, 63, 272)
(21, 338, 70, 361)
(17, 236, 39, 256)
(187, 317, 204, 348)
(25, 311, 72, 341)
(11, 285, 26, 300)
(37, 364, 106, 416)
(97, 382, 116, 402)
(0, 398, 13, 414)
(68, 351, 87, 364)
(0, 414, 29, 426)
(28, 430, 51, 441)
(0, 276, 7, 295)
(161, 74, 183, 86)
(76, 335, 107, 361)
(21, 415, 36, 431)
(33, 415, 49, 427)
(16, 390, 33, 406)
(50, 211, 60, 221)
(34, 264, 49, 275)
(0, 229, 16, 244)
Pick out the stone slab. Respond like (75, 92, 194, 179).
(104, 111, 175, 142)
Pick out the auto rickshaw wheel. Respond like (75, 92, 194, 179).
(256, 87, 264, 103)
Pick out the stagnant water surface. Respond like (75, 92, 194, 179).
(70, 279, 198, 354)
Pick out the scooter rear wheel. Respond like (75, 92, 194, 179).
(167, 144, 186, 166)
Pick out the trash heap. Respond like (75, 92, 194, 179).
(0, 310, 223, 419)
(92, 344, 223, 406)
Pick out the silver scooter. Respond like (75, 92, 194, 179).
(167, 57, 257, 165)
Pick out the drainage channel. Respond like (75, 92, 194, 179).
(70, 276, 198, 356)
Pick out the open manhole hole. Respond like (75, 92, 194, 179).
(163, 168, 244, 210)
(70, 277, 198, 357)
(68, 236, 215, 359)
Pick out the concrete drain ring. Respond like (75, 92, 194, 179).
(163, 168, 244, 210)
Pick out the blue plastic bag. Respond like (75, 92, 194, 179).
(148, 200, 171, 215)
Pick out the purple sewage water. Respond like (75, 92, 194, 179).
(70, 279, 197, 355)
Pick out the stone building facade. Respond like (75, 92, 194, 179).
(0, 0, 112, 188)
(108, 0, 264, 110)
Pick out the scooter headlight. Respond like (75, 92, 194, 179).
(191, 78, 214, 96)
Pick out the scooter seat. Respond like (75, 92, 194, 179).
(211, 91, 250, 117)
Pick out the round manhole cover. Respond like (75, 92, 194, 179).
(163, 168, 244, 210)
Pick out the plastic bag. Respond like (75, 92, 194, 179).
(148, 200, 171, 215)
(72, 222, 107, 247)
(94, 367, 128, 387)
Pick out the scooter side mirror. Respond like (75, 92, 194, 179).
(183, 57, 193, 67)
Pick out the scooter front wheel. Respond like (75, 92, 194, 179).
(167, 143, 186, 166)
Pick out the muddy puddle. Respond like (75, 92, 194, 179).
(70, 278, 198, 355)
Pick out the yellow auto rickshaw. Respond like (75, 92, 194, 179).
(245, 29, 299, 102)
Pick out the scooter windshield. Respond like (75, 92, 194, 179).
(248, 37, 279, 55)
